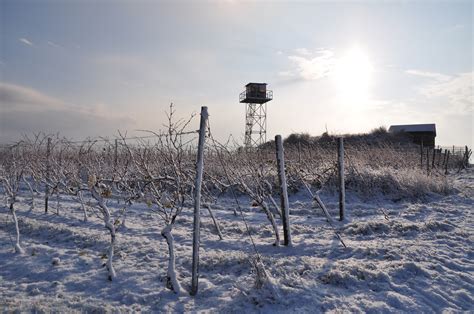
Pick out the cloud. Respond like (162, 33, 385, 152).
(416, 72, 473, 114)
(281, 49, 335, 81)
(47, 41, 62, 49)
(405, 69, 450, 81)
(405, 69, 473, 114)
(0, 82, 135, 141)
(0, 82, 64, 111)
(18, 38, 33, 46)
(293, 48, 312, 56)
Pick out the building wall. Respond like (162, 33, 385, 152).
(410, 132, 436, 147)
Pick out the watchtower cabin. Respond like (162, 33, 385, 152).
(239, 83, 273, 148)
(239, 83, 273, 104)
(388, 123, 436, 147)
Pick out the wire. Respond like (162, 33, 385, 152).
(0, 130, 200, 148)
(206, 117, 263, 263)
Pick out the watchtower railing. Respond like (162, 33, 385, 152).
(239, 90, 273, 103)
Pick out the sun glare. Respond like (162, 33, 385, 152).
(332, 47, 373, 106)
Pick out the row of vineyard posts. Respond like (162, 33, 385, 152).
(419, 143, 472, 175)
(6, 104, 470, 296)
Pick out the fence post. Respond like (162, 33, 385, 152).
(45, 137, 51, 213)
(445, 150, 450, 175)
(426, 147, 430, 175)
(431, 148, 436, 169)
(190, 106, 208, 296)
(114, 139, 118, 171)
(420, 141, 424, 169)
(298, 142, 301, 164)
(464, 146, 470, 168)
(437, 149, 442, 167)
(275, 135, 292, 246)
(338, 137, 345, 221)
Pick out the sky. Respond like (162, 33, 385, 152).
(0, 0, 472, 147)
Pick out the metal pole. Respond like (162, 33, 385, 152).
(191, 106, 208, 296)
(275, 135, 292, 246)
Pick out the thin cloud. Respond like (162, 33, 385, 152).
(47, 41, 62, 49)
(405, 70, 473, 114)
(0, 82, 135, 141)
(18, 37, 34, 46)
(294, 48, 312, 56)
(282, 49, 335, 81)
(417, 72, 473, 114)
(405, 69, 450, 81)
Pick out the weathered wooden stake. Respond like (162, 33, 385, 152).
(464, 146, 471, 168)
(114, 139, 118, 171)
(190, 106, 208, 296)
(432, 148, 436, 169)
(426, 147, 430, 175)
(275, 135, 292, 246)
(338, 137, 345, 221)
(45, 137, 51, 213)
(445, 150, 450, 175)
(298, 142, 302, 164)
(420, 140, 424, 169)
(437, 149, 442, 167)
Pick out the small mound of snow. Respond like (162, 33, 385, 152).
(343, 221, 390, 235)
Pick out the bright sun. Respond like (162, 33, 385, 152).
(332, 47, 373, 106)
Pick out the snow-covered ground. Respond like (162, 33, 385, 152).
(1, 169, 473, 312)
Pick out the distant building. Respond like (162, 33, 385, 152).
(388, 124, 436, 147)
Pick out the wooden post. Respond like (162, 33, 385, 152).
(445, 151, 450, 175)
(338, 137, 345, 221)
(275, 135, 292, 246)
(114, 139, 118, 171)
(298, 142, 301, 164)
(190, 106, 208, 296)
(442, 149, 447, 166)
(45, 137, 51, 213)
(437, 149, 442, 167)
(431, 148, 436, 169)
(420, 140, 424, 169)
(426, 147, 430, 175)
(464, 146, 470, 168)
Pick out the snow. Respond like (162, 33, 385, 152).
(0, 169, 473, 312)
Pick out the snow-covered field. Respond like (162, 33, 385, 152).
(1, 169, 473, 312)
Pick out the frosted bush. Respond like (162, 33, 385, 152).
(344, 167, 449, 200)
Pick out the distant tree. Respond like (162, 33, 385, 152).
(284, 133, 312, 146)
(370, 126, 388, 135)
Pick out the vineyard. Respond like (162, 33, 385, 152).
(0, 107, 472, 312)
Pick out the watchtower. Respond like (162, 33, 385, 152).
(239, 83, 273, 148)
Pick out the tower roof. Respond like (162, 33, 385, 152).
(245, 82, 267, 87)
(389, 124, 436, 136)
